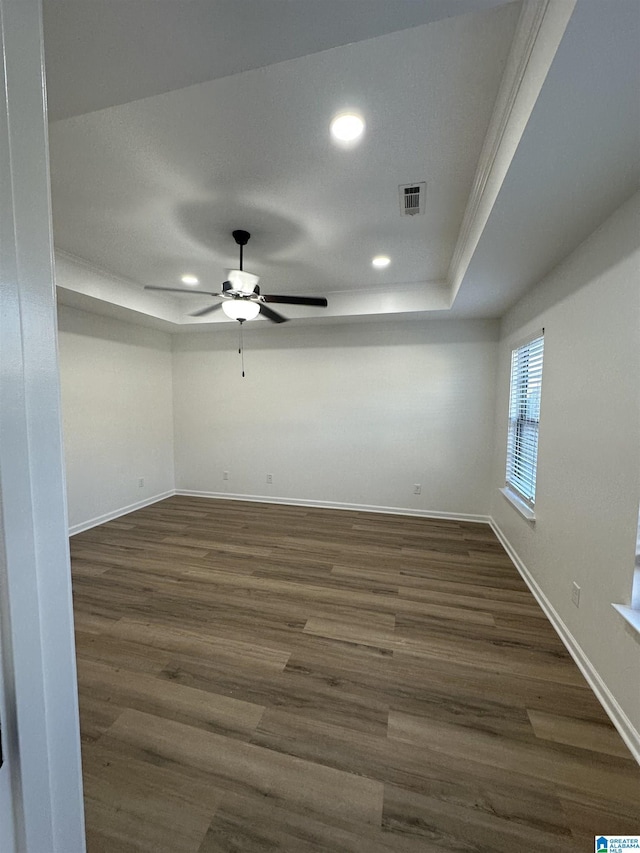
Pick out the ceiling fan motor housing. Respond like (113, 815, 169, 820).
(232, 229, 250, 247)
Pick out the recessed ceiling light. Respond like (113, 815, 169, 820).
(372, 255, 391, 269)
(181, 274, 199, 285)
(330, 113, 365, 145)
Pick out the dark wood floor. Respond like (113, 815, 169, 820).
(70, 495, 640, 852)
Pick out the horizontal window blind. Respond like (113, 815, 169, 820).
(506, 333, 544, 507)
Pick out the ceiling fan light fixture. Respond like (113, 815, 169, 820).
(145, 230, 326, 325)
(181, 274, 199, 285)
(330, 112, 365, 146)
(222, 299, 260, 322)
(227, 269, 260, 293)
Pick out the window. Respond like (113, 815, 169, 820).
(505, 332, 544, 509)
(632, 507, 640, 610)
(612, 506, 640, 636)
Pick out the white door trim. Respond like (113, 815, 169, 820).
(0, 1, 85, 850)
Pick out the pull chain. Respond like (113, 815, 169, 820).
(238, 320, 246, 377)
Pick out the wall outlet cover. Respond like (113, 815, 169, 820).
(571, 582, 581, 607)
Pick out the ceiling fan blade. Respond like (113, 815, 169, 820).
(262, 294, 328, 307)
(189, 302, 224, 317)
(144, 285, 222, 296)
(259, 304, 287, 323)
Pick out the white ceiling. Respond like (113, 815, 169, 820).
(44, 0, 639, 330)
(43, 0, 511, 122)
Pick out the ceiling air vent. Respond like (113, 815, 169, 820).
(399, 182, 426, 216)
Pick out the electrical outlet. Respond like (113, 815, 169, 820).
(571, 582, 581, 608)
(413, 484, 422, 495)
(138, 477, 144, 488)
(223, 471, 229, 481)
(266, 473, 273, 484)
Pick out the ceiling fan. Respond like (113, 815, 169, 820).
(144, 230, 328, 323)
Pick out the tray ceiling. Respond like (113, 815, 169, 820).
(44, 0, 640, 330)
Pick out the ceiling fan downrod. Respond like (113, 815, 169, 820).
(232, 229, 251, 272)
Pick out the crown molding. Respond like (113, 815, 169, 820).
(54, 247, 184, 325)
(55, 246, 137, 285)
(448, 0, 576, 306)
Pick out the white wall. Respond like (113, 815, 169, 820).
(490, 191, 640, 747)
(173, 318, 498, 517)
(58, 305, 175, 532)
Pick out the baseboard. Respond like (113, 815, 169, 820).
(68, 490, 176, 536)
(175, 490, 491, 525)
(490, 518, 640, 765)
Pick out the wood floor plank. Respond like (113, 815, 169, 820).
(382, 782, 576, 853)
(558, 788, 640, 841)
(251, 706, 568, 830)
(391, 629, 585, 685)
(159, 651, 391, 736)
(388, 710, 640, 805)
(71, 496, 639, 852)
(397, 583, 545, 618)
(197, 790, 438, 853)
(303, 615, 396, 650)
(78, 693, 124, 744)
(83, 742, 221, 853)
(78, 658, 265, 739)
(527, 708, 634, 759)
(109, 616, 292, 671)
(391, 650, 610, 723)
(101, 708, 384, 828)
(395, 610, 568, 654)
(75, 630, 173, 675)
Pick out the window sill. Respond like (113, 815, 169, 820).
(612, 604, 640, 639)
(500, 487, 536, 522)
